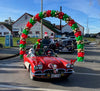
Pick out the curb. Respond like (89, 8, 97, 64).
(0, 47, 30, 60)
(0, 53, 19, 60)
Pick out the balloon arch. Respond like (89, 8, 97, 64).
(19, 10, 84, 62)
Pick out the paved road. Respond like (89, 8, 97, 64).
(0, 44, 100, 91)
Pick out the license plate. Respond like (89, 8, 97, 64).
(51, 74, 60, 78)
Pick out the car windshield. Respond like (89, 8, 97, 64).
(61, 37, 68, 40)
(70, 36, 75, 38)
(35, 48, 54, 56)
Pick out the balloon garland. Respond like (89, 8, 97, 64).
(19, 10, 84, 62)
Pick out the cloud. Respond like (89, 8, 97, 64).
(63, 0, 100, 19)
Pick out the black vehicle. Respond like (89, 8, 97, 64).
(58, 39, 75, 53)
(42, 38, 57, 53)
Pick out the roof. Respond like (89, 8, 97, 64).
(0, 22, 12, 31)
(42, 20, 61, 34)
(12, 13, 33, 25)
(12, 12, 61, 34)
(55, 25, 64, 30)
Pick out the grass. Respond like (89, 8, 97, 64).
(0, 37, 39, 47)
(0, 36, 96, 48)
(84, 37, 96, 42)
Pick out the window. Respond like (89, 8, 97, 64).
(1, 25, 4, 29)
(4, 32, 9, 35)
(25, 15, 27, 20)
(35, 31, 40, 34)
(13, 28, 19, 31)
(0, 32, 2, 36)
(29, 31, 32, 34)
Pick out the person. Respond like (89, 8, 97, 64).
(47, 50, 52, 56)
(42, 32, 51, 47)
(49, 33, 54, 44)
(27, 48, 35, 57)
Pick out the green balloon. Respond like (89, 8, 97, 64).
(71, 23, 78, 30)
(77, 44, 84, 49)
(22, 29, 29, 35)
(20, 55, 23, 59)
(77, 57, 84, 62)
(62, 14, 69, 21)
(36, 42, 39, 45)
(75, 36, 83, 41)
(51, 10, 56, 17)
(29, 18, 36, 25)
(39, 12, 44, 19)
(20, 44, 26, 48)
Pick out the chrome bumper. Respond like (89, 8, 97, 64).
(32, 69, 74, 76)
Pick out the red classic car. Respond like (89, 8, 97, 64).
(23, 48, 76, 80)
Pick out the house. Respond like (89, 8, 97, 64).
(61, 23, 84, 36)
(12, 13, 61, 37)
(0, 22, 12, 36)
(96, 32, 100, 38)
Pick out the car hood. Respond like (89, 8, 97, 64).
(34, 56, 70, 69)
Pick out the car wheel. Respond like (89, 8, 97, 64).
(29, 66, 34, 80)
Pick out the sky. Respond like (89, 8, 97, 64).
(0, 0, 100, 34)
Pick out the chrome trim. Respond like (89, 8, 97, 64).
(44, 68, 66, 72)
(34, 73, 46, 76)
(64, 71, 74, 74)
(64, 69, 74, 73)
(34, 70, 42, 74)
(31, 69, 74, 76)
(31, 71, 46, 76)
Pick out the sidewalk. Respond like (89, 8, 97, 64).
(0, 45, 32, 60)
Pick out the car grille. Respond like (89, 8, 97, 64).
(35, 71, 42, 74)
(44, 69, 66, 74)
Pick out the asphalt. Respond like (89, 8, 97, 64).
(0, 45, 32, 60)
(0, 43, 99, 60)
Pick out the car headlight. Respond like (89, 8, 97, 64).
(66, 64, 74, 68)
(34, 64, 43, 70)
(38, 65, 43, 69)
(70, 64, 74, 68)
(34, 66, 38, 70)
(66, 63, 71, 68)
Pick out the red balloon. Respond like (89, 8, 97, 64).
(21, 33, 28, 38)
(20, 40, 26, 45)
(46, 10, 51, 17)
(37, 39, 41, 43)
(35, 13, 41, 21)
(20, 50, 25, 55)
(78, 52, 84, 57)
(58, 12, 64, 19)
(74, 31, 81, 37)
(26, 21, 33, 29)
(68, 20, 75, 26)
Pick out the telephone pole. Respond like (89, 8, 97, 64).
(60, 6, 62, 32)
(86, 17, 89, 34)
(41, 0, 43, 38)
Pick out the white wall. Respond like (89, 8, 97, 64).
(62, 24, 84, 35)
(12, 14, 54, 38)
(0, 25, 11, 36)
(62, 24, 72, 33)
(30, 22, 54, 38)
(12, 14, 32, 35)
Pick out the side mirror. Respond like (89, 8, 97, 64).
(55, 53, 58, 57)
